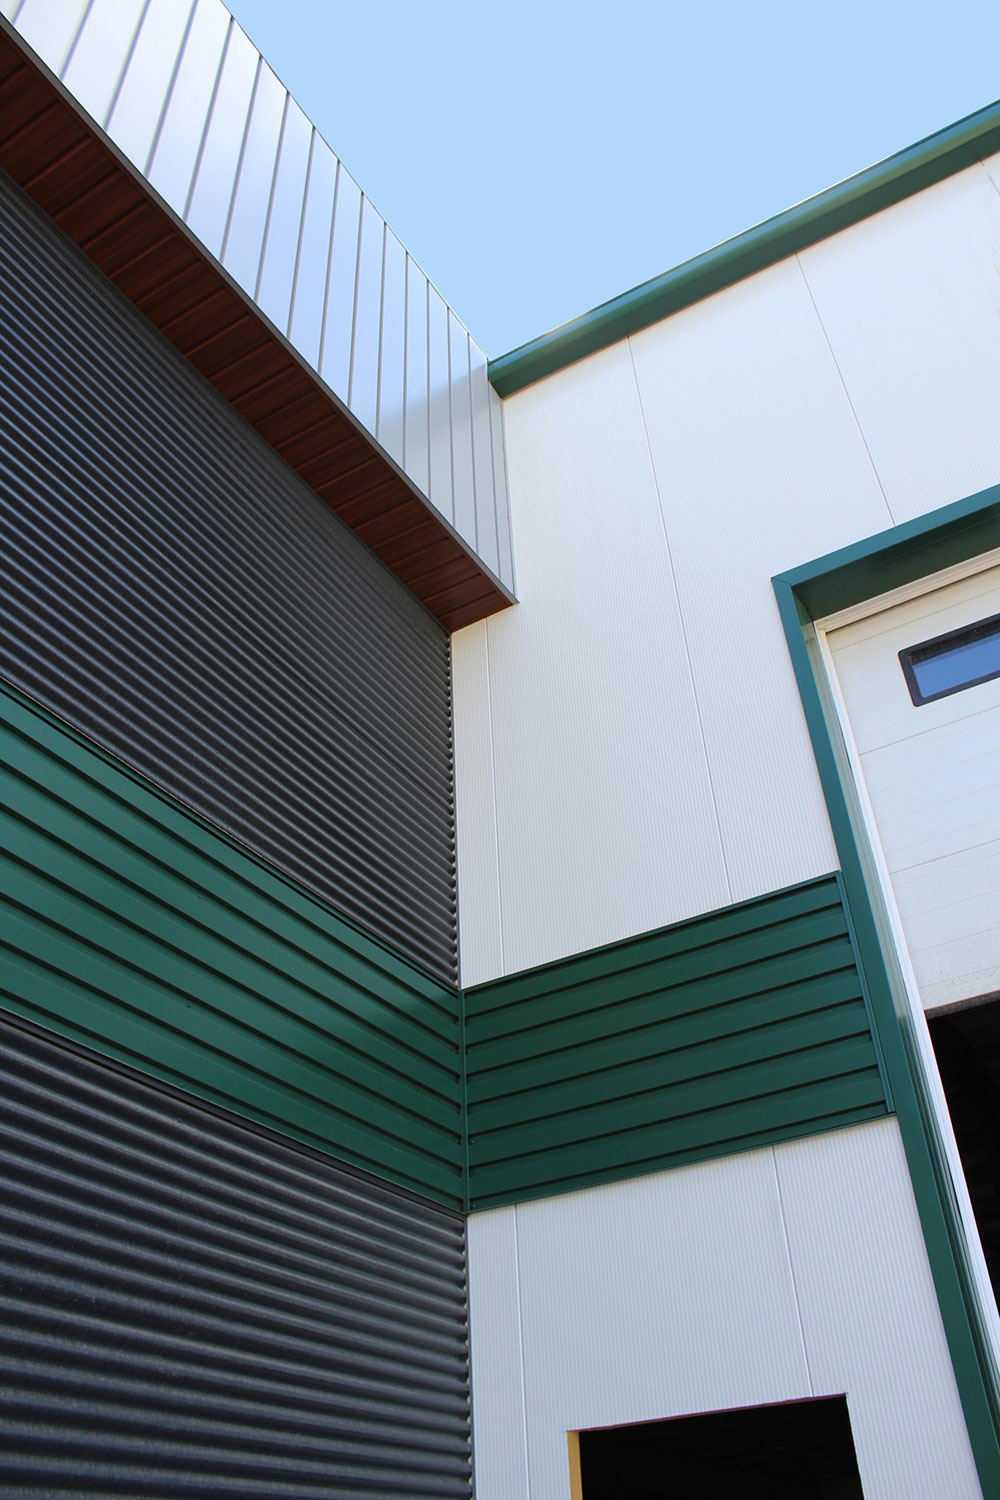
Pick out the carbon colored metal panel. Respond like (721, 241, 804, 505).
(0, 1010, 473, 1497)
(0, 167, 458, 983)
(465, 876, 889, 1209)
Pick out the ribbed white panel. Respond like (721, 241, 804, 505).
(467, 1121, 981, 1499)
(799, 164, 1000, 527)
(985, 150, 1000, 196)
(4, 0, 512, 590)
(466, 1208, 530, 1500)
(774, 1118, 982, 1499)
(470, 1148, 809, 1500)
(628, 259, 891, 907)
(452, 620, 504, 987)
(481, 342, 730, 976)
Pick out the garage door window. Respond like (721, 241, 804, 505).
(900, 612, 1000, 705)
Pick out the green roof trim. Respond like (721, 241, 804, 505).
(489, 97, 1000, 397)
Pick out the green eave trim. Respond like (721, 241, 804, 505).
(489, 97, 1000, 397)
(773, 490, 1000, 1496)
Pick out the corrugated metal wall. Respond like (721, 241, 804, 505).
(465, 876, 888, 1209)
(0, 166, 458, 984)
(1, 0, 514, 591)
(0, 1010, 473, 1498)
(0, 681, 464, 1206)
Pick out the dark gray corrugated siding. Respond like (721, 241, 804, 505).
(0, 168, 457, 983)
(0, 1013, 472, 1498)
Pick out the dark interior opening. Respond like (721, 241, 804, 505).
(578, 1395, 864, 1499)
(928, 995, 1000, 1309)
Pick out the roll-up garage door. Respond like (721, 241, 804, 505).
(0, 167, 457, 984)
(826, 557, 1000, 1012)
(0, 1013, 473, 1498)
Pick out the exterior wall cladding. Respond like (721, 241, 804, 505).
(3, 6, 1000, 1500)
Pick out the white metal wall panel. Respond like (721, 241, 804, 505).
(460, 341, 730, 978)
(985, 149, 1000, 198)
(774, 1118, 982, 1499)
(466, 1208, 530, 1500)
(827, 564, 1000, 1010)
(469, 1146, 810, 1500)
(467, 1119, 982, 1500)
(798, 164, 1000, 526)
(627, 259, 893, 907)
(452, 622, 504, 988)
(3, 0, 512, 592)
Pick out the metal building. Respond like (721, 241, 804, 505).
(2, 4, 1000, 1497)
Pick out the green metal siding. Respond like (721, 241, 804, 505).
(0, 682, 464, 1207)
(465, 876, 888, 1210)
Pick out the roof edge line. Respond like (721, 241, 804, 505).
(488, 97, 1000, 397)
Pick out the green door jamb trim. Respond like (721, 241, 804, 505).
(773, 479, 1000, 1498)
(489, 98, 1000, 397)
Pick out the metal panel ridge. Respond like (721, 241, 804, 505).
(1, 0, 514, 598)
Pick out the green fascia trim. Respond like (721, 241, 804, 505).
(773, 506, 1000, 1496)
(489, 98, 1000, 397)
(776, 479, 1000, 618)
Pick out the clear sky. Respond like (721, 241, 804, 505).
(227, 0, 1000, 359)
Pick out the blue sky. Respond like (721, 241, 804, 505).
(228, 0, 1000, 358)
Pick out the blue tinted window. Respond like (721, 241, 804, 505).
(902, 614, 1000, 705)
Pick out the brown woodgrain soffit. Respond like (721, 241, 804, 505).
(0, 21, 513, 632)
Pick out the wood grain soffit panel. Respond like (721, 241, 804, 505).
(0, 21, 514, 633)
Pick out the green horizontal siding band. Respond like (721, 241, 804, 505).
(467, 927, 856, 1070)
(467, 873, 841, 1018)
(469, 1030, 878, 1165)
(0, 682, 464, 1207)
(467, 898, 848, 1044)
(469, 1074, 887, 1208)
(0, 680, 891, 1223)
(0, 769, 458, 1091)
(465, 874, 887, 1207)
(489, 98, 1000, 395)
(468, 974, 865, 1118)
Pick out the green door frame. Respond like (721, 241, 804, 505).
(773, 481, 1000, 1497)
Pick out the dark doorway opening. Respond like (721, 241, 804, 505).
(928, 995, 1000, 1310)
(578, 1395, 864, 1499)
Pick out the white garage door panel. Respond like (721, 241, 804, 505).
(828, 561, 1000, 1011)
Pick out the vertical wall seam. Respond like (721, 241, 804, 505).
(794, 255, 896, 527)
(627, 338, 733, 904)
(770, 1145, 815, 1395)
(511, 1205, 533, 1500)
(982, 155, 1000, 201)
(142, 0, 197, 179)
(101, 0, 151, 132)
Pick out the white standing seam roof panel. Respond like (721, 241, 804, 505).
(4, 0, 513, 595)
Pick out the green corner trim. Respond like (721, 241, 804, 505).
(773, 488, 1000, 1496)
(489, 98, 1000, 397)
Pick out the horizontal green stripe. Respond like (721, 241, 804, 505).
(466, 877, 843, 1026)
(469, 974, 864, 1118)
(465, 875, 888, 1207)
(467, 928, 855, 1072)
(469, 1073, 886, 1207)
(489, 98, 1000, 395)
(470, 1030, 877, 1165)
(0, 683, 464, 1206)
